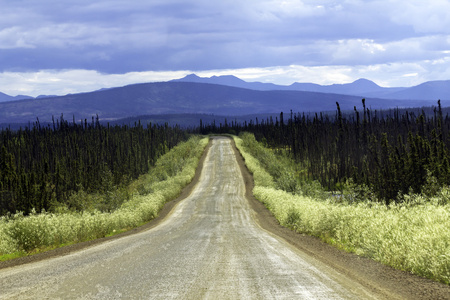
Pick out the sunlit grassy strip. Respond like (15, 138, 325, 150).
(233, 136, 275, 189)
(233, 135, 450, 285)
(0, 136, 208, 257)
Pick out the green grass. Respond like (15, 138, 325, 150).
(234, 133, 450, 285)
(0, 251, 27, 262)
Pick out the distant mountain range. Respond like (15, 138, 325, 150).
(173, 74, 450, 100)
(0, 75, 449, 126)
(0, 92, 33, 102)
(0, 92, 58, 103)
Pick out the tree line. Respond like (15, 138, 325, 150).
(0, 115, 188, 215)
(199, 100, 450, 204)
(3, 99, 449, 214)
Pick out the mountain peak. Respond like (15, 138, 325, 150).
(173, 74, 248, 87)
(210, 75, 246, 84)
(352, 78, 380, 87)
(211, 74, 241, 80)
(179, 74, 202, 81)
(184, 73, 200, 78)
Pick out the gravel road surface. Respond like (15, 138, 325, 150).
(0, 137, 449, 299)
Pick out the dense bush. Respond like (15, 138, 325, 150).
(234, 134, 450, 284)
(203, 101, 450, 204)
(0, 116, 189, 215)
(0, 136, 208, 256)
(238, 132, 328, 200)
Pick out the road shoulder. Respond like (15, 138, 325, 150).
(230, 136, 450, 300)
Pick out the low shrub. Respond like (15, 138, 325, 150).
(0, 136, 208, 256)
(234, 134, 450, 285)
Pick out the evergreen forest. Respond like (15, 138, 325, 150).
(2, 99, 450, 216)
(200, 100, 450, 204)
(0, 115, 188, 215)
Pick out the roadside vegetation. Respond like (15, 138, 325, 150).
(207, 100, 450, 205)
(0, 116, 190, 215)
(2, 99, 450, 285)
(0, 133, 208, 259)
(234, 132, 450, 285)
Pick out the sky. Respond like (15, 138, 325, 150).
(1, 0, 450, 97)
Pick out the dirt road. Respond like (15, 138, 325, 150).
(0, 137, 448, 299)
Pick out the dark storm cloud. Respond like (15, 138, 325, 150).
(1, 0, 450, 95)
(4, 0, 448, 72)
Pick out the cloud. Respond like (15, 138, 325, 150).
(2, 56, 450, 97)
(1, 0, 450, 93)
(0, 0, 418, 69)
(389, 0, 450, 33)
(0, 69, 184, 96)
(0, 27, 35, 49)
